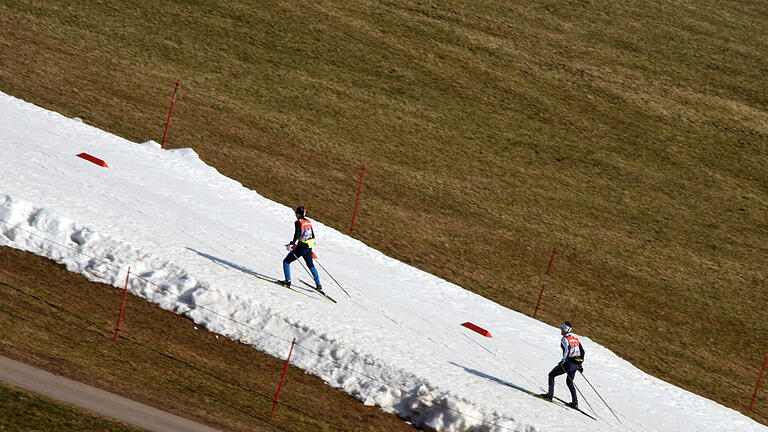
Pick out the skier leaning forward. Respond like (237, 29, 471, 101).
(279, 206, 324, 294)
(540, 321, 585, 409)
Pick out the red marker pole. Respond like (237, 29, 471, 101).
(349, 164, 366, 234)
(270, 338, 296, 419)
(750, 340, 768, 409)
(113, 267, 131, 341)
(160, 79, 180, 149)
(533, 248, 557, 318)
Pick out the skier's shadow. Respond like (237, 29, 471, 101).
(186, 247, 270, 278)
(450, 362, 542, 397)
(186, 247, 314, 293)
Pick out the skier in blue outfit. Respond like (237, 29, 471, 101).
(540, 321, 585, 409)
(279, 206, 324, 294)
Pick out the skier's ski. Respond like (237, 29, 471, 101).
(493, 377, 596, 420)
(299, 279, 337, 303)
(532, 394, 596, 420)
(247, 272, 316, 299)
(550, 395, 597, 420)
(517, 388, 595, 420)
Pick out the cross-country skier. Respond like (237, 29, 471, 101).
(278, 206, 324, 294)
(540, 321, 585, 409)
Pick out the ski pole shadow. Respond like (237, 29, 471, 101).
(450, 362, 542, 397)
(452, 362, 599, 420)
(186, 247, 314, 293)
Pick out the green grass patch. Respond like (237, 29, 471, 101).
(0, 382, 144, 432)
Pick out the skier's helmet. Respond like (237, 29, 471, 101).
(561, 322, 572, 333)
(295, 206, 306, 217)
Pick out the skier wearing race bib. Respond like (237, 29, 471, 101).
(278, 206, 324, 294)
(540, 321, 585, 409)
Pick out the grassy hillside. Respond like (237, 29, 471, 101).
(1, 0, 766, 426)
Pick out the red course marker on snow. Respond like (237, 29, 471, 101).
(461, 322, 492, 338)
(76, 153, 109, 167)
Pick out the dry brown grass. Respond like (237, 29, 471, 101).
(0, 0, 766, 427)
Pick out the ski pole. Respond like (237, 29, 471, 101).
(560, 364, 598, 416)
(298, 261, 320, 287)
(580, 371, 622, 424)
(314, 258, 351, 298)
(573, 378, 597, 416)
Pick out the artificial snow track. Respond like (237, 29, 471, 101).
(0, 91, 765, 432)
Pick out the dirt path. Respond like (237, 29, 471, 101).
(0, 355, 223, 432)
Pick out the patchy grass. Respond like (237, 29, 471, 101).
(0, 0, 766, 426)
(0, 382, 144, 432)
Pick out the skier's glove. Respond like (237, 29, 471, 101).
(578, 365, 584, 373)
(285, 243, 292, 251)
